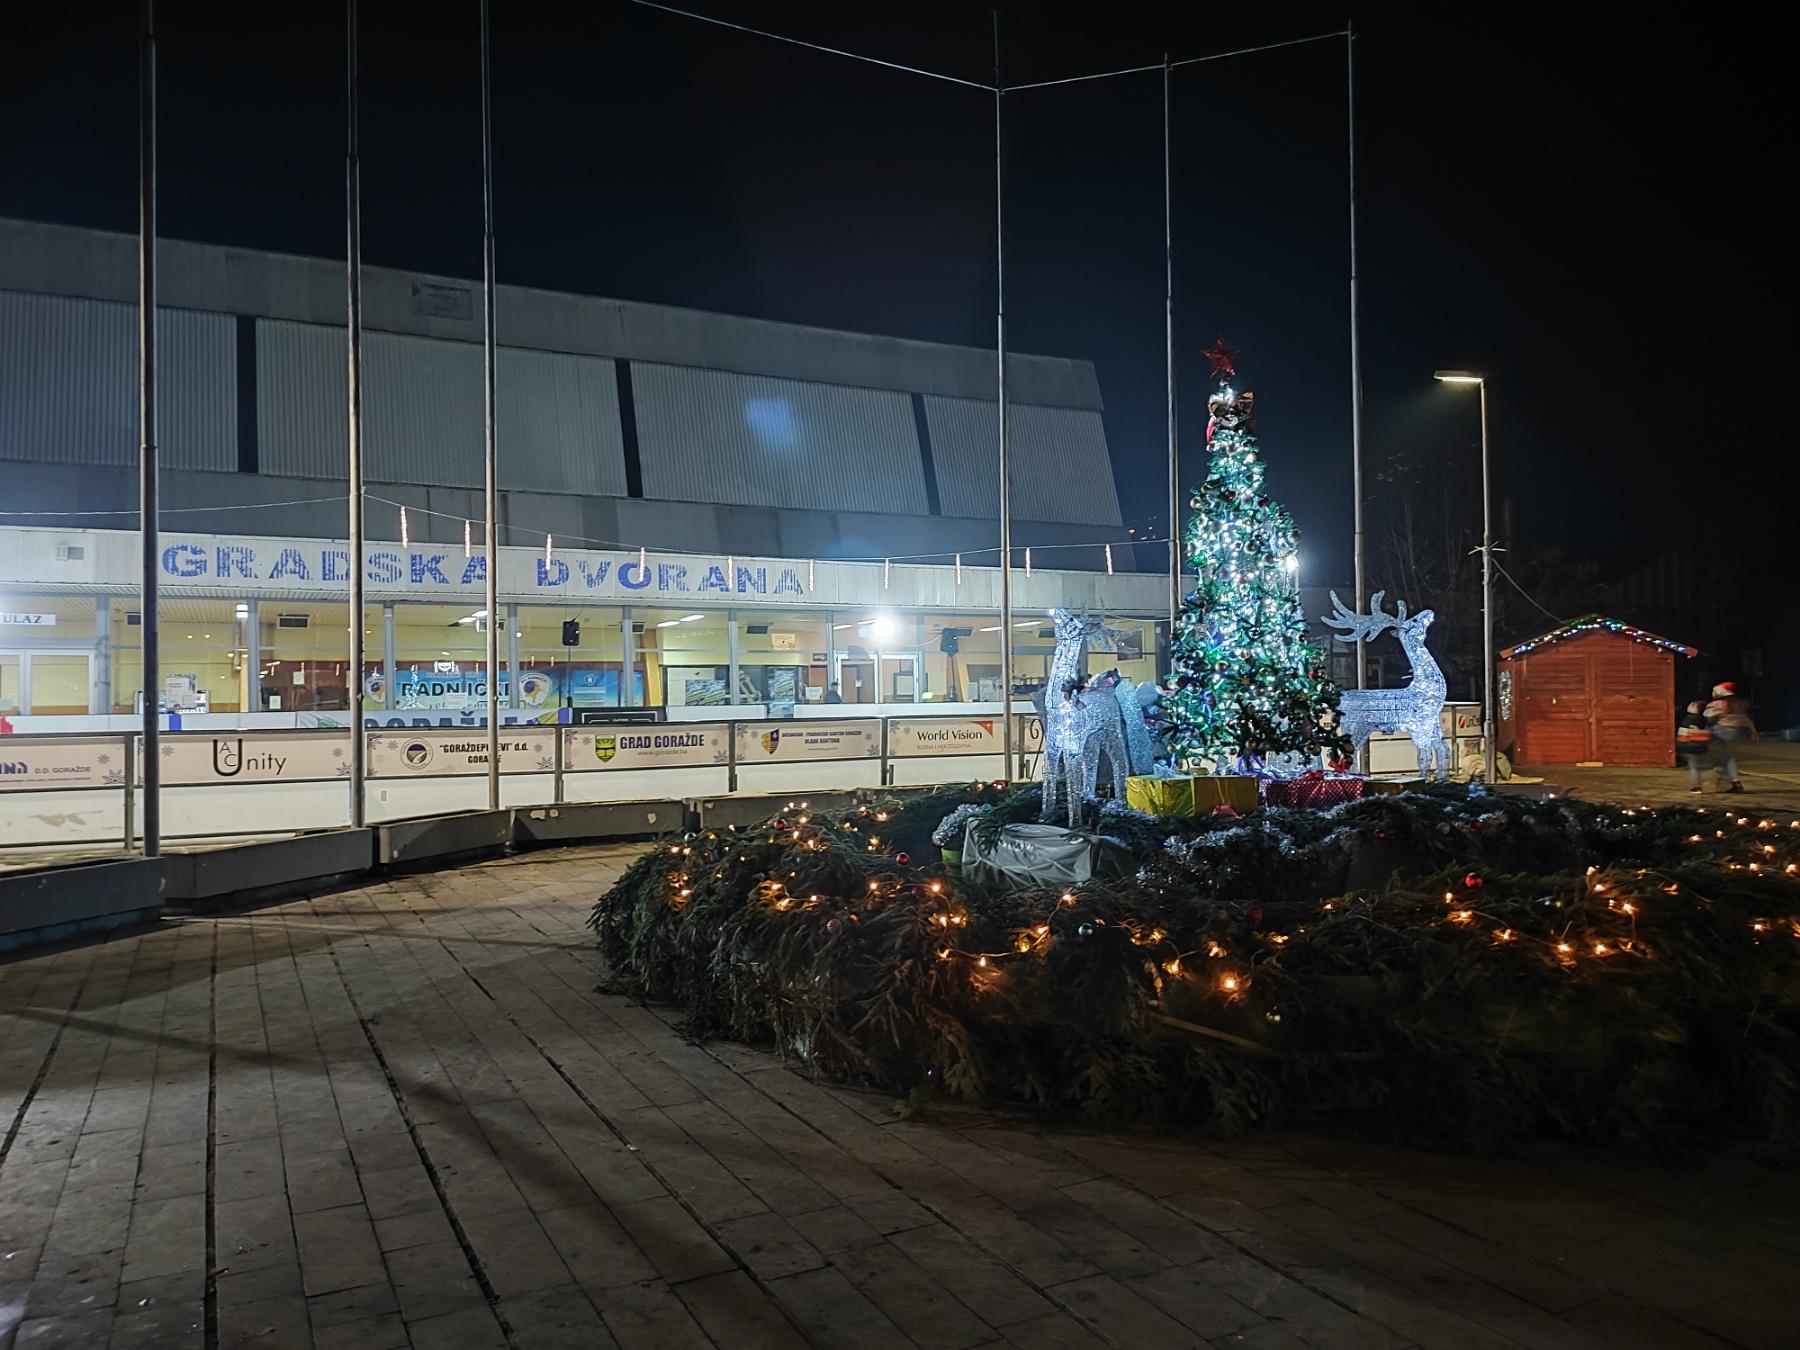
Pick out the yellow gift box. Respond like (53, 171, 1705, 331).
(1125, 775, 1260, 817)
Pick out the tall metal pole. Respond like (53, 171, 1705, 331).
(138, 0, 160, 857)
(1346, 24, 1369, 768)
(994, 12, 1014, 773)
(345, 0, 367, 826)
(1479, 379, 1496, 785)
(1163, 55, 1179, 641)
(480, 0, 501, 810)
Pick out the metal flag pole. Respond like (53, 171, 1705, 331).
(346, 0, 367, 826)
(1347, 24, 1368, 723)
(1164, 54, 1179, 644)
(1479, 379, 1496, 786)
(138, 0, 160, 857)
(994, 11, 1014, 775)
(480, 0, 501, 810)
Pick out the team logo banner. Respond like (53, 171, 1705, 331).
(561, 725, 730, 772)
(734, 720, 880, 764)
(366, 728, 556, 777)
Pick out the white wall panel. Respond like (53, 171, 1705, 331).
(634, 364, 927, 514)
(925, 395, 1122, 526)
(0, 291, 235, 472)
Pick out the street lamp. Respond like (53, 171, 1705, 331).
(1433, 370, 1496, 786)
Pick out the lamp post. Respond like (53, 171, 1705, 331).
(1433, 370, 1496, 786)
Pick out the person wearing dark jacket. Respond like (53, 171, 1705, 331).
(1676, 701, 1711, 792)
(1703, 682, 1758, 794)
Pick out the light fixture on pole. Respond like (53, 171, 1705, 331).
(1433, 369, 1496, 787)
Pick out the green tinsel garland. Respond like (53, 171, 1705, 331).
(590, 784, 1800, 1160)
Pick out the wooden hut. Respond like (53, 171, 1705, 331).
(1496, 617, 1696, 767)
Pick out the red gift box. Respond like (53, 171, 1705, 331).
(1259, 771, 1366, 809)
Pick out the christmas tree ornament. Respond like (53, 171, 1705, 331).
(1322, 591, 1450, 780)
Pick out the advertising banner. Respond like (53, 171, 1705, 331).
(563, 724, 730, 773)
(888, 715, 1044, 758)
(366, 728, 557, 777)
(734, 720, 881, 764)
(152, 733, 353, 785)
(0, 737, 127, 790)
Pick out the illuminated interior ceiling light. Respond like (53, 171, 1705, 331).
(868, 614, 898, 644)
(680, 614, 704, 622)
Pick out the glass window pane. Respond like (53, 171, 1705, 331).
(0, 654, 21, 713)
(515, 605, 631, 710)
(28, 653, 90, 715)
(638, 608, 731, 707)
(737, 610, 830, 705)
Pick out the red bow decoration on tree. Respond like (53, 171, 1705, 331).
(1202, 337, 1238, 381)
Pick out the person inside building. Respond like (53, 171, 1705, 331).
(824, 681, 843, 704)
(1703, 681, 1758, 793)
(1677, 700, 1712, 792)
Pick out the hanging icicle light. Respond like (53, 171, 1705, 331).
(638, 546, 646, 575)
(884, 558, 891, 590)
(1024, 547, 1032, 578)
(955, 553, 963, 585)
(808, 558, 815, 590)
(464, 518, 472, 559)
(399, 505, 410, 550)
(545, 532, 554, 568)
(1105, 543, 1115, 575)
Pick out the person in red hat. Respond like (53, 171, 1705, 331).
(1702, 681, 1758, 793)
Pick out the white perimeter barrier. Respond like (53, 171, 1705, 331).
(0, 713, 1044, 853)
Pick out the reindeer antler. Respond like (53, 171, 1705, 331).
(1321, 590, 1402, 645)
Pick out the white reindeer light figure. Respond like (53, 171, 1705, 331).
(1039, 608, 1132, 826)
(1322, 591, 1449, 780)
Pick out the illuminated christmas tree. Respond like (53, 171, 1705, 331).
(1164, 343, 1344, 770)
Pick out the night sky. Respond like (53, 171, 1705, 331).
(2, 3, 1789, 690)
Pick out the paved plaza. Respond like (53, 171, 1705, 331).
(2, 845, 1796, 1350)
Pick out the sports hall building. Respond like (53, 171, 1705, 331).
(0, 218, 1164, 725)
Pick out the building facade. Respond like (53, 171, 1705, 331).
(1, 218, 1167, 724)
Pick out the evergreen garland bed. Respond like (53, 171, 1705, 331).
(591, 783, 1800, 1160)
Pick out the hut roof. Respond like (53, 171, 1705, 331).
(1500, 615, 1697, 661)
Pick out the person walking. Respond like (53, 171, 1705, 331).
(1677, 700, 1712, 792)
(1703, 681, 1758, 794)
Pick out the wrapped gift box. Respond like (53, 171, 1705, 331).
(1259, 773, 1367, 809)
(1126, 775, 1260, 817)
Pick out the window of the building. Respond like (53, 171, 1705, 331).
(254, 602, 375, 712)
(638, 608, 732, 707)
(514, 605, 634, 711)
(108, 597, 259, 714)
(738, 611, 830, 705)
(830, 610, 923, 705)
(0, 596, 96, 715)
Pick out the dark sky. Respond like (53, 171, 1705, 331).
(2, 2, 1788, 597)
